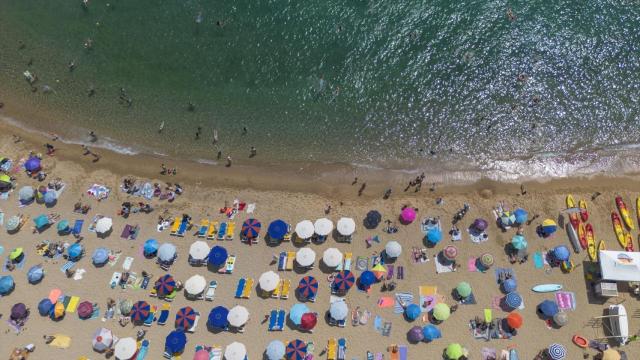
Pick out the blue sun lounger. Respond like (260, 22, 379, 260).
(276, 310, 285, 330)
(338, 338, 347, 360)
(72, 219, 84, 237)
(278, 252, 287, 271)
(176, 220, 189, 237)
(268, 309, 278, 331)
(235, 278, 246, 298)
(157, 306, 170, 325)
(398, 345, 408, 360)
(144, 306, 156, 326)
(217, 222, 227, 240)
(136, 339, 149, 360)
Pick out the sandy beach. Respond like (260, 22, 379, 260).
(0, 119, 639, 360)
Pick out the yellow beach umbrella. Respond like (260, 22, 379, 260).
(9, 248, 23, 261)
(371, 264, 387, 280)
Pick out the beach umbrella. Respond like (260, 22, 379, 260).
(33, 214, 49, 229)
(114, 337, 137, 360)
(0, 275, 14, 294)
(542, 219, 557, 235)
(5, 215, 21, 232)
(480, 253, 494, 268)
(358, 270, 376, 287)
(92, 248, 109, 265)
(241, 218, 261, 239)
(155, 274, 176, 296)
(295, 220, 314, 239)
(323, 248, 343, 268)
(57, 220, 70, 233)
(400, 207, 416, 224)
(67, 243, 83, 260)
(95, 217, 113, 234)
(24, 157, 41, 172)
(408, 326, 425, 342)
(92, 327, 114, 352)
(227, 305, 250, 327)
(286, 339, 307, 360)
(158, 243, 177, 262)
(298, 276, 319, 300)
(445, 343, 464, 360)
(18, 186, 34, 202)
(9, 247, 23, 261)
(189, 241, 209, 261)
(10, 303, 27, 320)
(506, 312, 523, 329)
(207, 306, 229, 329)
(43, 190, 57, 205)
(289, 304, 309, 325)
(266, 340, 286, 360)
(553, 245, 570, 261)
(443, 245, 458, 261)
(259, 271, 280, 292)
(119, 299, 133, 316)
(175, 306, 196, 330)
(165, 330, 187, 355)
(314, 218, 333, 236)
(505, 292, 522, 309)
(405, 304, 421, 321)
(131, 301, 151, 323)
(499, 212, 516, 227)
(426, 228, 442, 244)
(194, 350, 210, 360)
(547, 343, 566, 360)
(385, 241, 402, 258)
(553, 311, 569, 327)
(224, 342, 247, 360)
(336, 217, 355, 236)
(472, 218, 488, 231)
(295, 247, 316, 267)
(27, 265, 44, 284)
(207, 245, 228, 266)
(502, 278, 517, 293)
(364, 210, 382, 229)
(185, 275, 206, 295)
(333, 270, 355, 292)
(538, 300, 559, 318)
(329, 301, 348, 321)
(456, 282, 472, 298)
(511, 235, 527, 250)
(371, 264, 387, 280)
(143, 239, 159, 256)
(77, 301, 94, 319)
(514, 208, 528, 224)
(38, 298, 52, 316)
(0, 174, 11, 190)
(423, 324, 442, 341)
(52, 302, 65, 319)
(267, 219, 288, 240)
(300, 312, 317, 330)
(602, 349, 621, 360)
(433, 303, 451, 321)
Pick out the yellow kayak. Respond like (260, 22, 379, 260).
(586, 224, 596, 262)
(637, 197, 640, 227)
(612, 212, 626, 249)
(597, 240, 605, 261)
(616, 196, 635, 230)
(566, 195, 580, 228)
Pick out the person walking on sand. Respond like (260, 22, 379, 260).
(217, 150, 222, 160)
(81, 145, 91, 155)
(358, 182, 366, 196)
(160, 164, 167, 175)
(89, 131, 97, 142)
(226, 156, 232, 167)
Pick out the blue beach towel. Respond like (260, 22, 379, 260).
(533, 252, 544, 269)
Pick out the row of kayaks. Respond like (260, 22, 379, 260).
(566, 195, 601, 262)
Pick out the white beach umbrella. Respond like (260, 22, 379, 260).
(295, 220, 314, 239)
(337, 217, 355, 236)
(385, 241, 402, 258)
(296, 247, 316, 267)
(92, 327, 114, 352)
(189, 241, 210, 261)
(158, 243, 177, 262)
(329, 300, 349, 321)
(95, 217, 113, 234)
(184, 274, 207, 295)
(224, 342, 247, 360)
(114, 337, 137, 360)
(227, 305, 250, 327)
(314, 218, 333, 236)
(323, 248, 343, 268)
(259, 271, 280, 292)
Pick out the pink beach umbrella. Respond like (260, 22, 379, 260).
(400, 207, 417, 224)
(443, 245, 458, 261)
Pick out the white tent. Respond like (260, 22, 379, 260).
(599, 250, 640, 281)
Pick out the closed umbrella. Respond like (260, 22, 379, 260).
(297, 276, 319, 300)
(155, 274, 176, 297)
(480, 253, 494, 268)
(514, 208, 528, 224)
(506, 312, 523, 329)
(400, 207, 416, 224)
(329, 301, 348, 321)
(207, 245, 228, 266)
(289, 304, 309, 325)
(333, 271, 355, 292)
(433, 303, 450, 321)
(184, 275, 206, 295)
(68, 243, 83, 260)
(443, 245, 458, 260)
(165, 330, 187, 355)
(5, 215, 21, 232)
(445, 343, 464, 360)
(547, 343, 566, 360)
(364, 210, 382, 229)
(286, 339, 307, 360)
(456, 282, 472, 298)
(143, 239, 159, 256)
(405, 304, 421, 321)
(314, 218, 333, 236)
(189, 241, 209, 261)
(323, 248, 343, 268)
(158, 243, 177, 262)
(295, 220, 314, 239)
(266, 340, 286, 360)
(95, 217, 113, 234)
(18, 186, 34, 202)
(224, 342, 246, 360)
(27, 265, 44, 284)
(267, 220, 288, 240)
(227, 305, 250, 327)
(207, 306, 229, 329)
(553, 245, 570, 261)
(259, 271, 280, 292)
(385, 241, 402, 258)
(502, 278, 517, 293)
(92, 327, 114, 352)
(426, 228, 442, 244)
(38, 298, 53, 316)
(295, 248, 316, 267)
(300, 312, 317, 330)
(92, 248, 109, 265)
(131, 301, 151, 323)
(408, 326, 424, 342)
(553, 311, 568, 327)
(0, 275, 15, 294)
(57, 220, 70, 233)
(336, 217, 355, 236)
(422, 324, 442, 341)
(505, 292, 523, 309)
(175, 306, 196, 330)
(10, 303, 27, 320)
(358, 270, 375, 288)
(541, 219, 557, 235)
(241, 218, 261, 239)
(114, 337, 137, 360)
(43, 191, 57, 205)
(511, 235, 527, 250)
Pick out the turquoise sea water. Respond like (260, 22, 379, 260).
(1, 1, 640, 181)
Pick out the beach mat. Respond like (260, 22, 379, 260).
(556, 291, 576, 311)
(468, 257, 478, 272)
(533, 252, 544, 269)
(66, 296, 80, 313)
(394, 292, 413, 314)
(356, 256, 368, 271)
(377, 297, 394, 308)
(435, 257, 454, 273)
(60, 261, 76, 273)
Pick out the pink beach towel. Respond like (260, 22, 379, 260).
(377, 297, 394, 308)
(468, 257, 478, 272)
(555, 292, 576, 311)
(48, 288, 62, 303)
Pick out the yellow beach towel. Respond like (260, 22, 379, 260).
(419, 286, 437, 296)
(49, 334, 72, 349)
(66, 296, 80, 313)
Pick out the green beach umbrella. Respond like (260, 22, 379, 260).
(9, 247, 23, 261)
(456, 282, 472, 298)
(433, 303, 450, 321)
(480, 253, 494, 268)
(0, 174, 10, 184)
(445, 343, 464, 360)
(57, 220, 70, 232)
(5, 216, 21, 232)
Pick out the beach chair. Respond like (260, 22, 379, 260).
(268, 310, 278, 331)
(157, 304, 170, 325)
(206, 221, 218, 240)
(137, 339, 150, 360)
(344, 252, 352, 271)
(72, 219, 84, 238)
(286, 251, 295, 271)
(205, 280, 217, 301)
(187, 313, 200, 333)
(338, 338, 347, 360)
(398, 345, 407, 360)
(283, 225, 292, 242)
(169, 217, 180, 235)
(144, 305, 157, 326)
(176, 219, 189, 237)
(242, 278, 254, 298)
(211, 346, 222, 360)
(281, 279, 291, 299)
(225, 221, 235, 240)
(225, 255, 236, 274)
(217, 222, 227, 240)
(327, 338, 337, 360)
(278, 252, 287, 271)
(235, 278, 246, 298)
(197, 219, 209, 237)
(484, 309, 492, 323)
(276, 310, 285, 330)
(271, 280, 282, 299)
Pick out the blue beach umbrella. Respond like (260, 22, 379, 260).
(266, 340, 286, 360)
(297, 276, 319, 300)
(67, 243, 83, 260)
(57, 220, 70, 233)
(547, 343, 566, 360)
(553, 245, 570, 261)
(505, 292, 522, 309)
(359, 270, 376, 287)
(131, 301, 151, 323)
(289, 304, 309, 325)
(538, 300, 559, 318)
(208, 246, 228, 266)
(241, 218, 261, 239)
(27, 265, 44, 284)
(514, 208, 528, 224)
(0, 275, 14, 295)
(541, 219, 557, 235)
(18, 186, 34, 203)
(267, 220, 288, 240)
(175, 306, 196, 330)
(92, 248, 109, 266)
(143, 239, 159, 256)
(165, 329, 187, 355)
(499, 212, 516, 227)
(511, 235, 527, 250)
(155, 274, 176, 297)
(207, 306, 229, 329)
(38, 298, 53, 316)
(422, 324, 442, 342)
(286, 339, 307, 360)
(405, 304, 421, 321)
(333, 270, 355, 292)
(43, 191, 57, 205)
(426, 228, 442, 244)
(33, 214, 49, 230)
(502, 278, 517, 293)
(25, 157, 41, 172)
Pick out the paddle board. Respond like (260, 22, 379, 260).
(565, 223, 581, 253)
(532, 284, 562, 293)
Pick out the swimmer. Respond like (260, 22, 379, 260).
(506, 8, 516, 21)
(195, 12, 203, 24)
(158, 121, 165, 133)
(68, 60, 76, 71)
(213, 129, 219, 144)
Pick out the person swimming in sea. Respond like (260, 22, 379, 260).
(158, 121, 165, 133)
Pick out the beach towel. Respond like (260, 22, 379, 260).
(533, 252, 544, 269)
(73, 268, 86, 281)
(373, 316, 383, 332)
(397, 266, 404, 279)
(72, 219, 84, 236)
(469, 229, 489, 243)
(120, 225, 132, 239)
(394, 292, 413, 314)
(60, 261, 76, 273)
(48, 289, 62, 303)
(494, 268, 516, 283)
(555, 291, 576, 311)
(122, 256, 134, 271)
(435, 257, 454, 273)
(66, 296, 80, 312)
(468, 257, 479, 272)
(377, 297, 395, 308)
(481, 348, 497, 360)
(49, 334, 72, 349)
(108, 251, 122, 267)
(87, 184, 110, 200)
(356, 256, 368, 271)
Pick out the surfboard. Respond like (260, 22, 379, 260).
(532, 284, 562, 293)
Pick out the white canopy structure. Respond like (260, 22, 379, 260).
(599, 251, 640, 282)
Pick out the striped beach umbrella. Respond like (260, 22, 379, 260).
(131, 301, 151, 323)
(505, 292, 522, 309)
(547, 343, 566, 360)
(92, 327, 114, 352)
(286, 339, 307, 360)
(241, 218, 261, 239)
(371, 264, 387, 280)
(297, 276, 319, 300)
(175, 306, 196, 330)
(155, 274, 176, 296)
(333, 271, 355, 292)
(480, 253, 494, 268)
(443, 245, 458, 261)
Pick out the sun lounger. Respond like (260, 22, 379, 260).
(197, 219, 209, 237)
(397, 266, 404, 279)
(144, 305, 157, 326)
(211, 346, 222, 360)
(157, 304, 170, 325)
(205, 280, 217, 301)
(66, 296, 80, 313)
(327, 338, 337, 360)
(72, 219, 84, 237)
(187, 313, 200, 333)
(277, 310, 285, 330)
(344, 252, 352, 271)
(225, 255, 236, 274)
(235, 278, 246, 298)
(206, 221, 218, 240)
(337, 319, 346, 327)
(398, 345, 407, 360)
(283, 226, 292, 242)
(242, 278, 254, 298)
(169, 218, 180, 235)
(225, 221, 235, 240)
(137, 339, 150, 360)
(110, 272, 122, 288)
(271, 280, 282, 299)
(217, 222, 227, 240)
(338, 338, 347, 360)
(484, 308, 492, 323)
(281, 279, 291, 299)
(176, 219, 189, 237)
(268, 310, 278, 331)
(278, 252, 287, 271)
(286, 251, 295, 271)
